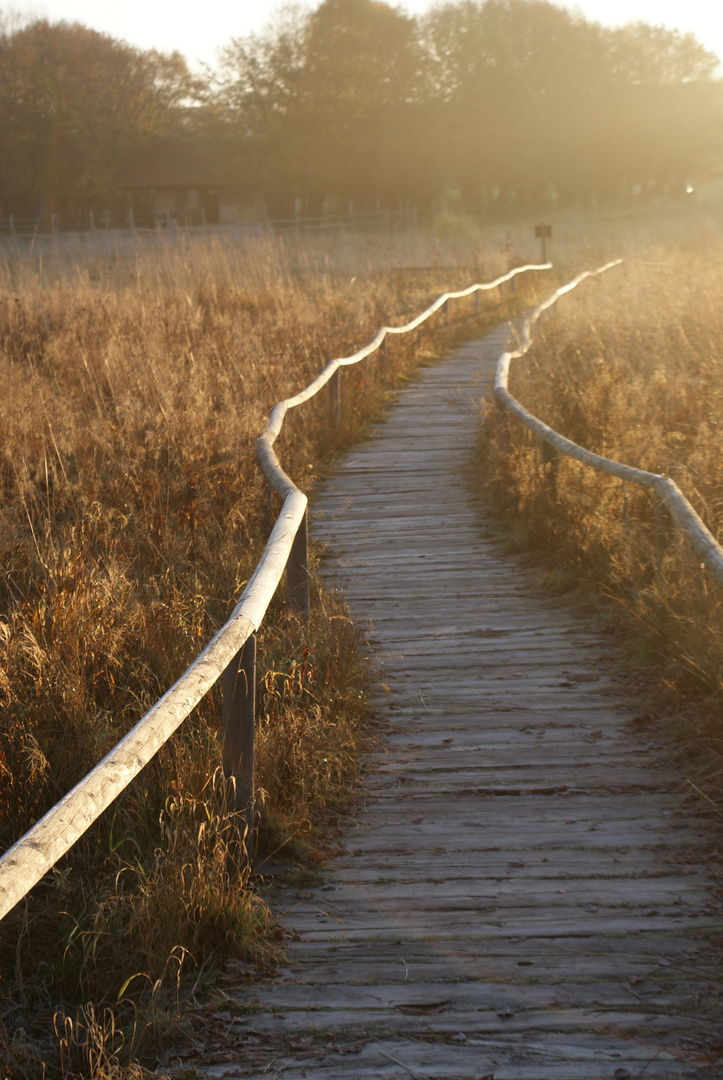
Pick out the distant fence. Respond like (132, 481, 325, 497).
(0, 213, 130, 237)
(0, 262, 550, 922)
(263, 207, 418, 234)
(494, 262, 723, 585)
(0, 207, 419, 242)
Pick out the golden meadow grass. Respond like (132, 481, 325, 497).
(477, 241, 723, 801)
(4, 213, 723, 1074)
(0, 225, 520, 1076)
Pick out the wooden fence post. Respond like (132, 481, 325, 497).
(373, 339, 386, 383)
(222, 634, 256, 862)
(541, 439, 559, 490)
(328, 368, 341, 430)
(287, 509, 310, 619)
(653, 499, 666, 575)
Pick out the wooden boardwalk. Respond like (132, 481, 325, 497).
(200, 327, 721, 1079)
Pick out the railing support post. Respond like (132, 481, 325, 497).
(653, 499, 665, 574)
(541, 439, 559, 491)
(372, 339, 386, 384)
(287, 509, 310, 619)
(475, 290, 480, 316)
(222, 634, 256, 863)
(328, 368, 341, 430)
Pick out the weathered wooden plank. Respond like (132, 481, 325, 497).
(340, 791, 689, 820)
(201, 1038, 696, 1080)
(279, 873, 704, 905)
(322, 856, 698, 882)
(281, 931, 707, 960)
(220, 978, 704, 1014)
(222, 1004, 710, 1036)
(333, 828, 707, 853)
(270, 962, 702, 994)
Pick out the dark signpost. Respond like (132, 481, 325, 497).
(535, 223, 552, 263)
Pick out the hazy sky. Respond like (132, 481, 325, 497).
(7, 0, 723, 71)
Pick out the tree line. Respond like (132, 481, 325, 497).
(0, 14, 200, 224)
(1, 0, 721, 225)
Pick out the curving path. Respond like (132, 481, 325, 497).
(197, 326, 721, 1079)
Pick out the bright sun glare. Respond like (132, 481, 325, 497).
(8, 0, 723, 70)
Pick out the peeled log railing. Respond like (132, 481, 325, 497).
(0, 262, 550, 923)
(494, 261, 723, 586)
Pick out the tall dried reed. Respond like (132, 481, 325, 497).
(0, 225, 518, 1076)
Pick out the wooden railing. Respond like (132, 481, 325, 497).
(494, 262, 723, 586)
(0, 262, 551, 922)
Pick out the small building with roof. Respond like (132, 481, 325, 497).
(113, 140, 222, 227)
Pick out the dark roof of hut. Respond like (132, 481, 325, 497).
(113, 141, 216, 188)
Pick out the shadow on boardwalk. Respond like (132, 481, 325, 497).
(189, 326, 722, 1080)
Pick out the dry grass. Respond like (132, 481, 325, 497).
(476, 240, 723, 801)
(0, 224, 523, 1076)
